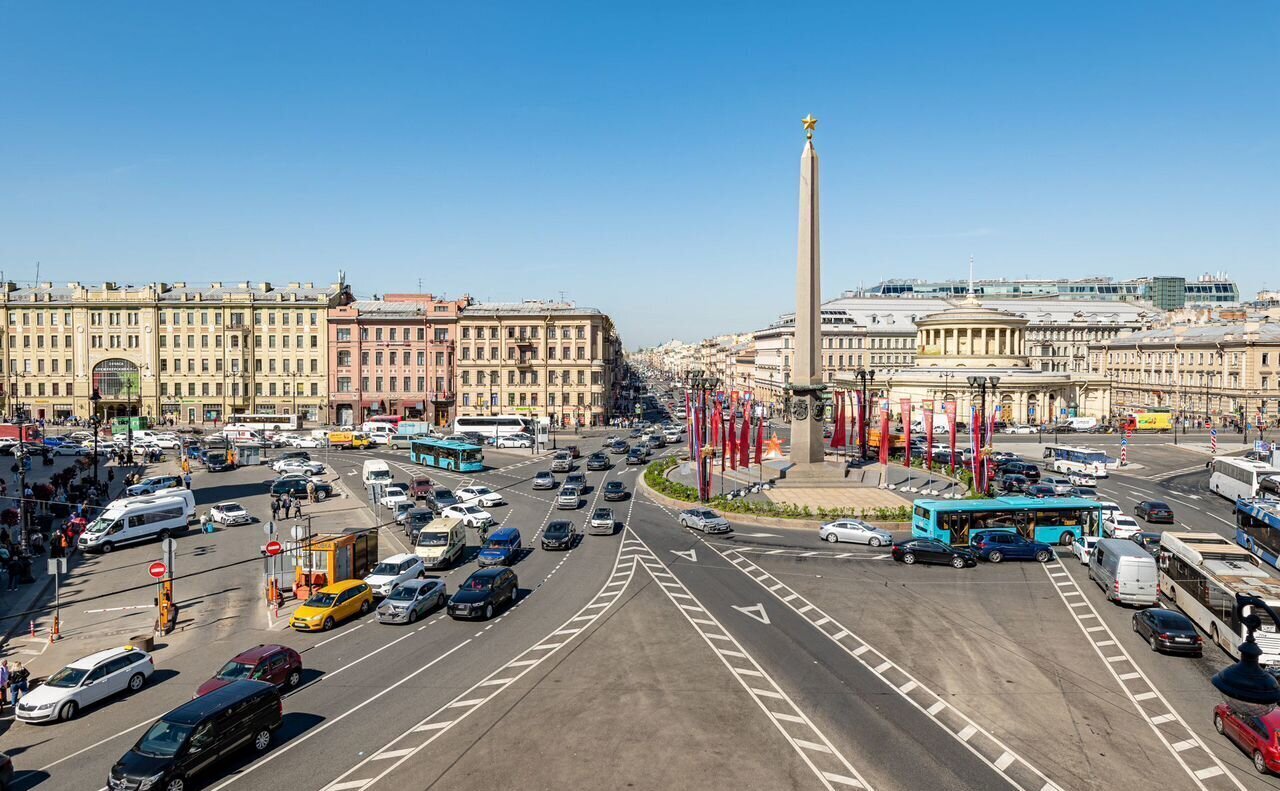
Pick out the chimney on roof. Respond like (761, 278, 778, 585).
(259, 282, 272, 292)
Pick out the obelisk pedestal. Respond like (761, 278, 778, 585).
(786, 115, 832, 478)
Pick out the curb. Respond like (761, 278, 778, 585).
(635, 469, 906, 535)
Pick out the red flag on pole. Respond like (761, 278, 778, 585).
(854, 391, 864, 459)
(720, 404, 727, 473)
(945, 399, 958, 475)
(747, 409, 757, 465)
(732, 407, 742, 468)
(832, 391, 846, 449)
(900, 398, 912, 468)
(711, 400, 721, 449)
(878, 399, 891, 466)
(923, 399, 935, 471)
(740, 408, 751, 468)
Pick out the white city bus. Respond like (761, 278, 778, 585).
(452, 415, 534, 439)
(1042, 445, 1115, 477)
(228, 413, 303, 431)
(1209, 457, 1280, 501)
(1158, 531, 1280, 665)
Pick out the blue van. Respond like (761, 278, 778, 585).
(477, 527, 522, 567)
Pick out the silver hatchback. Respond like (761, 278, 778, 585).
(376, 577, 446, 625)
(556, 486, 580, 510)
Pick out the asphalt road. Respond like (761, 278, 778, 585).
(4, 406, 1274, 791)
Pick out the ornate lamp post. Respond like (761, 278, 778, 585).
(1212, 595, 1280, 732)
(966, 375, 1000, 494)
(853, 368, 875, 461)
(90, 388, 103, 489)
(684, 369, 721, 502)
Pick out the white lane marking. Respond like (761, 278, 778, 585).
(718, 546, 1063, 791)
(628, 531, 873, 791)
(1041, 559, 1244, 791)
(308, 537, 636, 791)
(205, 641, 472, 791)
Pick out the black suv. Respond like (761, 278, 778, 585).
(109, 680, 281, 790)
(268, 478, 332, 499)
(402, 508, 435, 540)
(585, 453, 610, 471)
(625, 449, 646, 465)
(997, 461, 1040, 482)
(448, 568, 518, 621)
(609, 441, 630, 455)
(603, 481, 628, 501)
(541, 521, 575, 551)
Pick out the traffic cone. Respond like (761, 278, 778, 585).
(29, 620, 36, 638)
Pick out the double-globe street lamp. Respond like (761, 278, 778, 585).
(90, 388, 103, 491)
(684, 369, 720, 503)
(966, 375, 1000, 494)
(853, 368, 875, 461)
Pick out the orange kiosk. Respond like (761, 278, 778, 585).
(293, 529, 379, 600)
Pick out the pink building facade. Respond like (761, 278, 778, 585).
(327, 294, 470, 426)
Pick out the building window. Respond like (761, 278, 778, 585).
(337, 350, 351, 366)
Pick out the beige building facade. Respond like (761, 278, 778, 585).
(0, 280, 350, 424)
(454, 302, 621, 428)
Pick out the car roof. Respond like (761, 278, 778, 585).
(230, 643, 291, 663)
(488, 526, 520, 540)
(380, 553, 418, 565)
(217, 501, 244, 508)
(547, 520, 572, 529)
(320, 579, 367, 592)
(161, 680, 277, 726)
(69, 645, 144, 669)
(467, 566, 506, 579)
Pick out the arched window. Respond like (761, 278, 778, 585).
(92, 359, 140, 399)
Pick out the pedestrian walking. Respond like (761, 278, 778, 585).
(270, 497, 281, 521)
(183, 472, 192, 490)
(9, 661, 29, 705)
(292, 499, 303, 519)
(0, 659, 9, 708)
(6, 554, 21, 591)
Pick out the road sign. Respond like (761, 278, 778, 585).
(291, 525, 306, 541)
(265, 540, 283, 556)
(47, 558, 67, 575)
(148, 562, 167, 579)
(264, 520, 276, 536)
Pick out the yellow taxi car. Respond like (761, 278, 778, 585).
(290, 579, 374, 632)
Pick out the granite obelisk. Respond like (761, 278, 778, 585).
(789, 114, 826, 470)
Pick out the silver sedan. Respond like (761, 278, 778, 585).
(818, 519, 893, 547)
(376, 577, 446, 624)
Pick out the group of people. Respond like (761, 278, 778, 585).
(0, 658, 31, 708)
(271, 494, 306, 521)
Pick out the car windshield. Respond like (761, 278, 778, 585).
(136, 720, 194, 758)
(84, 517, 115, 535)
(594, 510, 610, 519)
(388, 585, 421, 601)
(472, 488, 491, 495)
(45, 665, 90, 688)
(221, 504, 244, 513)
(461, 577, 493, 591)
(417, 531, 448, 546)
(371, 562, 402, 576)
(484, 538, 515, 549)
(305, 592, 338, 608)
(607, 483, 622, 490)
(215, 660, 257, 680)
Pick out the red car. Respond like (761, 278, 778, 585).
(195, 644, 303, 697)
(1214, 704, 1280, 774)
(411, 476, 434, 500)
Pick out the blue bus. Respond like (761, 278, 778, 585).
(912, 496, 1103, 547)
(1235, 498, 1280, 569)
(409, 438, 484, 472)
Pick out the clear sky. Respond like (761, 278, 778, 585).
(1, 2, 1276, 348)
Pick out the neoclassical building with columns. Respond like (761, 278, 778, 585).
(836, 300, 1112, 423)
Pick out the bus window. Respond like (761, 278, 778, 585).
(941, 512, 968, 543)
(1034, 510, 1063, 529)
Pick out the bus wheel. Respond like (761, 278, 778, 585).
(1211, 624, 1220, 648)
(1059, 533, 1074, 547)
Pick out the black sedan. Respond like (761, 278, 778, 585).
(1025, 483, 1056, 499)
(1132, 608, 1202, 655)
(609, 441, 630, 455)
(998, 474, 1029, 494)
(602, 481, 628, 501)
(625, 451, 646, 465)
(890, 539, 977, 569)
(447, 568, 518, 621)
(1135, 500, 1175, 524)
(585, 453, 610, 471)
(541, 520, 575, 551)
(1131, 531, 1161, 555)
(268, 478, 332, 499)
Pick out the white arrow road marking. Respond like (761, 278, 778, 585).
(733, 603, 771, 625)
(736, 532, 778, 538)
(671, 548, 697, 562)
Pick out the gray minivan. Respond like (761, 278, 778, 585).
(1088, 537, 1158, 606)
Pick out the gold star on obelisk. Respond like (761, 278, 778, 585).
(802, 114, 817, 139)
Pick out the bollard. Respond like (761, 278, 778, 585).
(50, 614, 60, 642)
(29, 619, 36, 638)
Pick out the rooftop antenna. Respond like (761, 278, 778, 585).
(418, 277, 423, 293)
(558, 290, 567, 304)
(968, 255, 974, 297)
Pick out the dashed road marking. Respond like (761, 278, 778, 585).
(1041, 559, 1244, 790)
(718, 546, 1064, 791)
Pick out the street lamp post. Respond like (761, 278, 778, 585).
(1211, 594, 1280, 722)
(90, 388, 103, 490)
(15, 445, 28, 555)
(854, 368, 875, 461)
(684, 369, 720, 503)
(966, 375, 1000, 495)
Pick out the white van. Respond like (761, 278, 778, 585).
(78, 495, 193, 553)
(109, 488, 197, 515)
(1088, 538, 1158, 606)
(361, 423, 397, 438)
(413, 517, 467, 569)
(362, 459, 393, 488)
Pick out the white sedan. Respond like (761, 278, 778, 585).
(290, 437, 324, 449)
(1071, 534, 1100, 564)
(455, 486, 506, 508)
(1068, 472, 1098, 487)
(495, 434, 532, 449)
(1105, 514, 1141, 539)
(52, 443, 90, 456)
(149, 436, 182, 449)
(273, 459, 325, 476)
(209, 502, 253, 526)
(818, 519, 893, 547)
(441, 504, 494, 528)
(380, 485, 411, 508)
(1003, 424, 1036, 434)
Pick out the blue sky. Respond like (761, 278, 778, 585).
(1, 2, 1276, 348)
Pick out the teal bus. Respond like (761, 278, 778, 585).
(409, 438, 484, 472)
(911, 496, 1103, 547)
